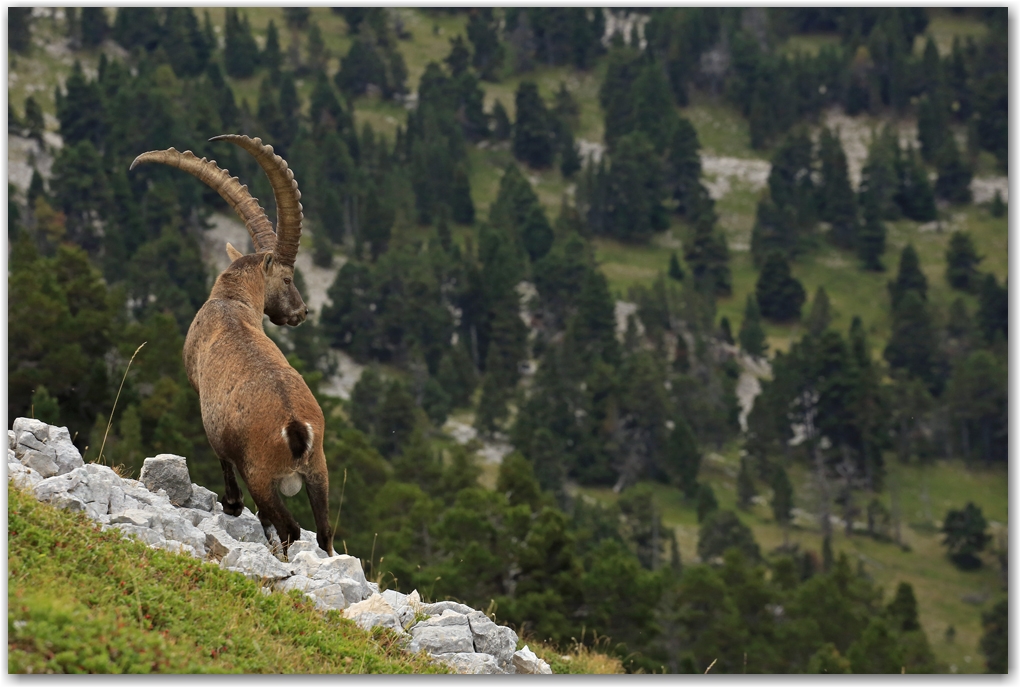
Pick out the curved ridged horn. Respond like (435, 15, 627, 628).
(129, 148, 277, 254)
(210, 134, 303, 268)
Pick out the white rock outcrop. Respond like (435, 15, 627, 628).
(7, 418, 551, 675)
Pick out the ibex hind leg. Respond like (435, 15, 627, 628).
(247, 476, 301, 555)
(220, 458, 244, 516)
(305, 472, 334, 556)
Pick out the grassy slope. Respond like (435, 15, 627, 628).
(6, 484, 449, 674)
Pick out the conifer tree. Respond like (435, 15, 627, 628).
(771, 466, 794, 547)
(917, 91, 950, 164)
(684, 217, 731, 296)
(466, 8, 504, 81)
(857, 191, 887, 271)
(755, 251, 806, 322)
(80, 7, 108, 48)
(450, 164, 475, 225)
(976, 273, 1007, 345)
(224, 9, 260, 78)
(512, 81, 554, 168)
(738, 295, 767, 358)
(886, 582, 921, 632)
(895, 145, 937, 222)
(884, 290, 936, 388)
(859, 125, 901, 221)
(668, 252, 685, 282)
(263, 19, 282, 75)
(945, 231, 982, 291)
(935, 138, 974, 204)
(9, 8, 32, 53)
(559, 127, 581, 179)
(696, 483, 719, 523)
(736, 457, 756, 510)
(817, 127, 859, 249)
(665, 417, 701, 499)
(112, 7, 161, 52)
(990, 190, 1006, 218)
(23, 96, 44, 143)
(806, 286, 832, 337)
(602, 131, 669, 243)
(491, 99, 511, 140)
(888, 244, 928, 309)
(718, 317, 734, 345)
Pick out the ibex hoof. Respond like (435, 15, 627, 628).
(222, 499, 244, 516)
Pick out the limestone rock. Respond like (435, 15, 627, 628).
(344, 593, 403, 632)
(382, 588, 422, 629)
(432, 652, 502, 674)
(184, 484, 217, 511)
(220, 541, 293, 581)
(467, 610, 518, 673)
(408, 610, 475, 655)
(513, 645, 552, 674)
(109, 508, 156, 528)
(8, 462, 43, 490)
(286, 539, 329, 559)
(202, 510, 268, 546)
(139, 455, 193, 506)
(160, 512, 208, 556)
(422, 600, 475, 617)
(114, 522, 168, 548)
(197, 520, 242, 559)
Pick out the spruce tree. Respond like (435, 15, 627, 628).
(884, 290, 936, 387)
(888, 244, 928, 309)
(817, 127, 859, 249)
(917, 91, 950, 164)
(559, 127, 581, 179)
(736, 457, 756, 510)
(80, 7, 108, 48)
(665, 417, 701, 498)
(771, 466, 794, 545)
(603, 131, 669, 243)
(668, 252, 685, 282)
(739, 295, 768, 358)
(667, 116, 710, 219)
(684, 216, 731, 296)
(976, 273, 1007, 345)
(945, 231, 982, 291)
(990, 190, 1006, 218)
(755, 251, 806, 322)
(466, 8, 504, 81)
(718, 317, 734, 345)
(895, 145, 937, 222)
(263, 19, 282, 75)
(806, 286, 832, 337)
(450, 164, 475, 225)
(696, 483, 719, 523)
(23, 96, 44, 143)
(857, 192, 887, 271)
(859, 125, 901, 221)
(935, 138, 974, 204)
(488, 100, 511, 141)
(224, 9, 260, 78)
(886, 582, 921, 632)
(512, 81, 554, 168)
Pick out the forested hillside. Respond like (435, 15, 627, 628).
(8, 7, 1007, 674)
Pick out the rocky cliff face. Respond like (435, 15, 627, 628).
(7, 417, 551, 675)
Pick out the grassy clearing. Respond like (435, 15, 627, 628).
(921, 9, 989, 55)
(576, 448, 1006, 674)
(7, 484, 449, 674)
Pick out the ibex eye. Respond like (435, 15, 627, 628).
(284, 278, 291, 285)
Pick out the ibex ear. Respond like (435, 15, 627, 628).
(225, 243, 244, 262)
(262, 252, 274, 275)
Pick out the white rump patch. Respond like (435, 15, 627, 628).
(304, 423, 314, 454)
(280, 472, 303, 497)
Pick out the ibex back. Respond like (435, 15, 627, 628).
(185, 250, 332, 555)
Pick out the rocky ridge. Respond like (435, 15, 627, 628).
(7, 417, 551, 675)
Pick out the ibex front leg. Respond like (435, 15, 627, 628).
(220, 458, 245, 516)
(304, 468, 334, 556)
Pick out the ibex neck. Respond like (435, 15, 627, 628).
(209, 274, 265, 320)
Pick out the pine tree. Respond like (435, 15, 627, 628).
(817, 127, 859, 249)
(492, 99, 511, 140)
(736, 456, 756, 510)
(696, 483, 719, 523)
(668, 252, 685, 282)
(884, 290, 936, 387)
(23, 96, 44, 143)
(559, 126, 581, 179)
(859, 125, 901, 221)
(738, 295, 768, 358)
(976, 273, 1007, 345)
(771, 466, 794, 546)
(602, 131, 669, 243)
(263, 19, 282, 75)
(935, 138, 974, 204)
(718, 317, 734, 345)
(917, 91, 950, 164)
(990, 190, 1006, 218)
(980, 599, 1008, 673)
(111, 7, 161, 52)
(684, 216, 732, 296)
(512, 81, 554, 168)
(806, 286, 832, 337)
(857, 191, 887, 271)
(888, 244, 928, 309)
(664, 417, 701, 498)
(375, 380, 418, 458)
(450, 164, 475, 225)
(224, 9, 260, 78)
(80, 7, 108, 48)
(466, 8, 504, 81)
(755, 251, 806, 322)
(945, 231, 982, 291)
(895, 144, 938, 222)
(886, 581, 921, 632)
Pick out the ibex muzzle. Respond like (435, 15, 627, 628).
(131, 135, 309, 327)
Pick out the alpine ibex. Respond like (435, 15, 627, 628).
(130, 137, 332, 555)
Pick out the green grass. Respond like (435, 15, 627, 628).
(921, 9, 990, 56)
(576, 447, 1006, 675)
(7, 484, 449, 674)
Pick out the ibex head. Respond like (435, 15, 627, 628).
(130, 135, 308, 327)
